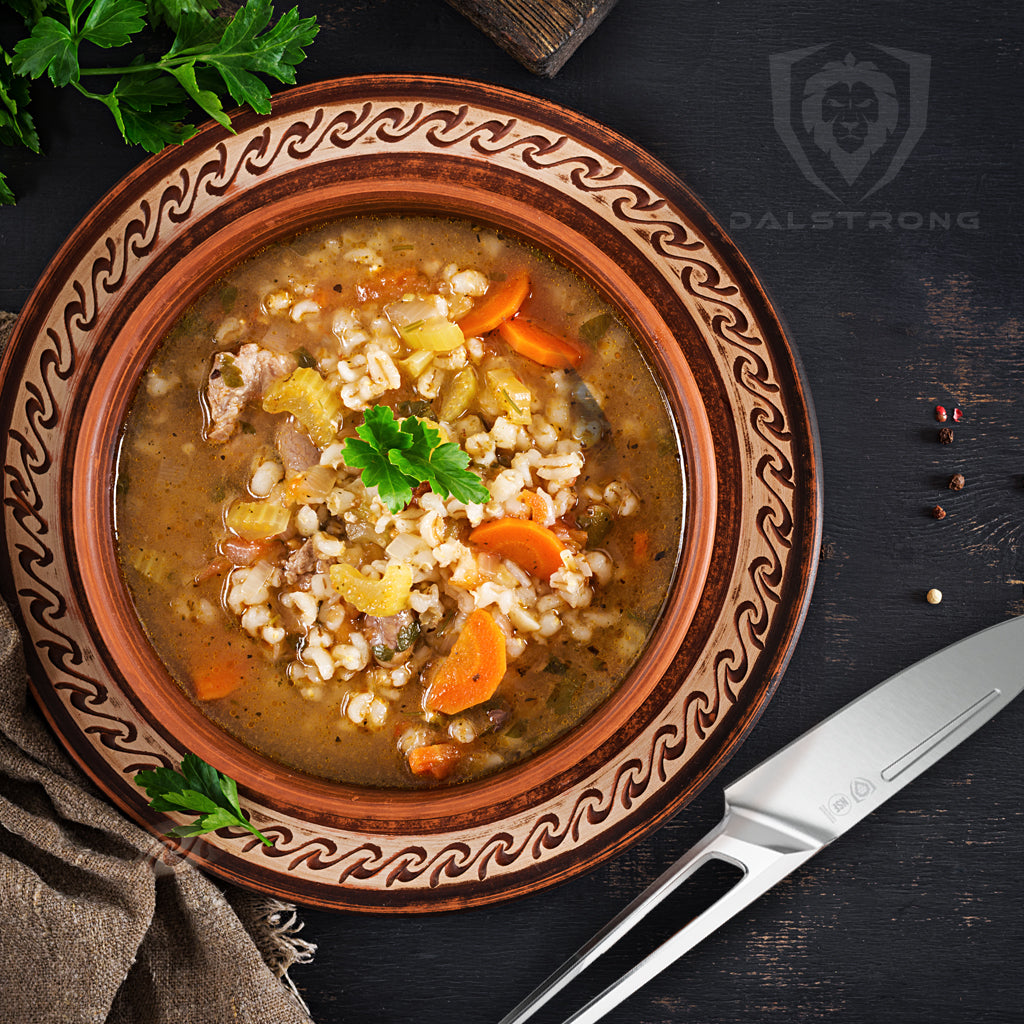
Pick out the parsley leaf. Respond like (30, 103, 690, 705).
(81, 0, 147, 49)
(166, 0, 318, 115)
(1, 47, 39, 151)
(167, 61, 230, 127)
(343, 406, 416, 513)
(147, 0, 220, 31)
(342, 406, 490, 514)
(99, 84, 195, 151)
(4, 0, 56, 22)
(390, 417, 491, 507)
(1, 0, 319, 205)
(12, 17, 79, 86)
(135, 752, 272, 846)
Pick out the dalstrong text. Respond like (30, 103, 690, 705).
(730, 210, 980, 231)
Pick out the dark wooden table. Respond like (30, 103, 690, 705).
(2, 2, 1021, 1022)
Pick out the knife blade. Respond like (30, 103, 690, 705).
(498, 615, 1024, 1024)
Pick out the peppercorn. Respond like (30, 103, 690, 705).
(934, 405, 948, 422)
(948, 473, 965, 491)
(926, 588, 943, 605)
(952, 407, 963, 422)
(932, 505, 947, 519)
(938, 427, 954, 444)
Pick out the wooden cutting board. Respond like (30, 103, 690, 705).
(445, 0, 620, 76)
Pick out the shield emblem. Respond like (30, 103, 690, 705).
(770, 43, 931, 201)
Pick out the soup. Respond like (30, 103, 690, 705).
(115, 216, 683, 787)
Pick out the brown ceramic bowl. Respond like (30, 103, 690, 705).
(0, 76, 821, 911)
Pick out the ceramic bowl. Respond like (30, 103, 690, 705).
(0, 76, 821, 911)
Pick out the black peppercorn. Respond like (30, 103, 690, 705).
(932, 505, 947, 519)
(938, 427, 954, 444)
(948, 473, 965, 491)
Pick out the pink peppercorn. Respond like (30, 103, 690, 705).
(935, 405, 948, 422)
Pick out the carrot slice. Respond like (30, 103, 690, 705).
(456, 270, 530, 337)
(191, 653, 249, 701)
(519, 490, 548, 523)
(468, 517, 567, 579)
(497, 317, 586, 369)
(407, 743, 463, 780)
(424, 609, 507, 714)
(633, 530, 650, 562)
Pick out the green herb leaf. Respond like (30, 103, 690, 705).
(1, 47, 40, 154)
(342, 405, 416, 513)
(2, 0, 320, 206)
(117, 98, 195, 150)
(579, 312, 612, 343)
(342, 405, 489, 514)
(112, 61, 194, 111)
(390, 417, 490, 506)
(12, 16, 79, 86)
(292, 345, 317, 368)
(147, 0, 219, 30)
(135, 752, 273, 846)
(167, 60, 230, 128)
(4, 0, 55, 24)
(218, 354, 244, 388)
(395, 619, 420, 652)
(0, 172, 16, 206)
(187, 0, 319, 115)
(81, 0, 147, 48)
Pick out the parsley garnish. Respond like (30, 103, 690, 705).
(580, 312, 612, 343)
(2, 0, 319, 204)
(135, 752, 272, 846)
(342, 405, 491, 514)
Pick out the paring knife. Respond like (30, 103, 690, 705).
(499, 615, 1024, 1024)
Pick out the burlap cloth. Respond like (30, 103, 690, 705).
(0, 311, 316, 1024)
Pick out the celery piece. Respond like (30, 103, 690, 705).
(225, 500, 291, 540)
(131, 547, 175, 583)
(438, 367, 478, 422)
(400, 316, 465, 352)
(262, 367, 342, 448)
(329, 561, 413, 616)
(398, 349, 435, 380)
(485, 366, 532, 426)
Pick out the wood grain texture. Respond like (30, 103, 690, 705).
(0, 0, 1020, 1021)
(445, 0, 619, 75)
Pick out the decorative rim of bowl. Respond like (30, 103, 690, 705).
(0, 75, 822, 911)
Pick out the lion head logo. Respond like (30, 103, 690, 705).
(802, 53, 899, 187)
(770, 44, 931, 201)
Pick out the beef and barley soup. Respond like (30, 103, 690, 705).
(115, 216, 683, 788)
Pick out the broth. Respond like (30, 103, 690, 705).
(115, 216, 683, 787)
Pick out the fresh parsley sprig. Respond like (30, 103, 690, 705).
(1, 0, 319, 204)
(135, 752, 273, 846)
(343, 405, 492, 514)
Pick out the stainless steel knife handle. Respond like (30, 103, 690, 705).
(497, 808, 822, 1024)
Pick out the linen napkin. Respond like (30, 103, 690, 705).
(0, 311, 316, 1024)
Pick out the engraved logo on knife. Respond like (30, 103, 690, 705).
(820, 777, 876, 822)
